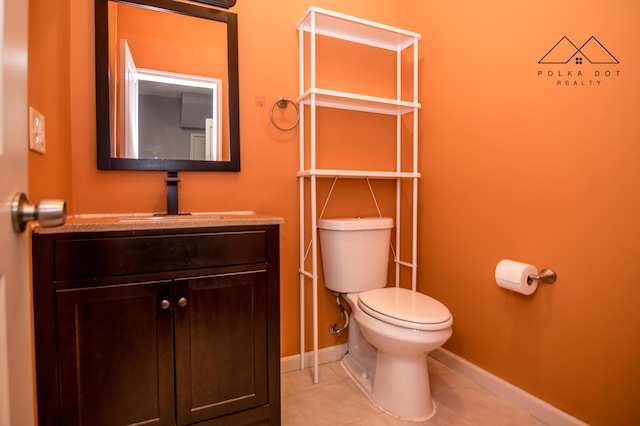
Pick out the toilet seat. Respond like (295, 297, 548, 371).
(358, 287, 452, 331)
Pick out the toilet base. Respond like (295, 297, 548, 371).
(342, 351, 436, 421)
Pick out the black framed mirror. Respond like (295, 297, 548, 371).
(95, 0, 240, 171)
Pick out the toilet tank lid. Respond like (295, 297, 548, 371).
(317, 217, 393, 231)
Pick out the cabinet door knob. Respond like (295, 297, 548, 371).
(160, 300, 171, 310)
(178, 297, 188, 308)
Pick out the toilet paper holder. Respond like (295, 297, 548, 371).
(527, 268, 557, 285)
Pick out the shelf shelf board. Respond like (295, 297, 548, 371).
(297, 6, 420, 51)
(298, 88, 420, 116)
(297, 169, 421, 179)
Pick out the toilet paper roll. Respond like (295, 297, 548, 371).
(495, 259, 538, 295)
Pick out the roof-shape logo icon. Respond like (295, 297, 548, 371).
(539, 36, 619, 64)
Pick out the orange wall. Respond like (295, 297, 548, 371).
(28, 0, 73, 210)
(416, 1, 640, 425)
(28, 0, 640, 425)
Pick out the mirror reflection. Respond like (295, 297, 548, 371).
(95, 0, 240, 171)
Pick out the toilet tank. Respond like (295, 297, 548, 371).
(317, 217, 393, 294)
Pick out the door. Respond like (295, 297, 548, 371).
(56, 281, 175, 426)
(120, 39, 139, 158)
(0, 0, 33, 425)
(174, 272, 269, 425)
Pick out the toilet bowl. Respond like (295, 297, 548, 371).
(318, 217, 453, 421)
(343, 289, 452, 420)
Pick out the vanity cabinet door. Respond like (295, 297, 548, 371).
(56, 280, 175, 426)
(174, 271, 268, 425)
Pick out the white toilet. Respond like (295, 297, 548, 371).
(318, 217, 453, 421)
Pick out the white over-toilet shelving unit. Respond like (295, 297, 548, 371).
(296, 7, 421, 383)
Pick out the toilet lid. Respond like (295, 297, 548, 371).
(358, 287, 453, 331)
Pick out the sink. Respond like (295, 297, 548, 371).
(116, 216, 214, 223)
(116, 211, 255, 223)
(191, 211, 255, 216)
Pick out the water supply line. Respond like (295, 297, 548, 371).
(328, 293, 349, 336)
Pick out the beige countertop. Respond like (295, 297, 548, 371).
(32, 211, 284, 234)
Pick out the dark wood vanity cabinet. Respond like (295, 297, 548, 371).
(32, 224, 281, 425)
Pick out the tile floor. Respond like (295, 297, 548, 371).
(281, 356, 547, 425)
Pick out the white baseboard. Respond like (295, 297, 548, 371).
(430, 348, 588, 426)
(280, 344, 348, 374)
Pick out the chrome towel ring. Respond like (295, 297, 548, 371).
(269, 97, 299, 131)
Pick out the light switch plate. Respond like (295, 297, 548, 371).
(29, 107, 46, 154)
